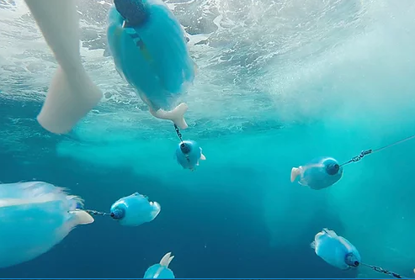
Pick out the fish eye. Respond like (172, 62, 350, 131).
(180, 143, 191, 154)
(345, 253, 360, 267)
(326, 163, 340, 175)
(110, 208, 125, 220)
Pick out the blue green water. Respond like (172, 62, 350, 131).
(1, 92, 415, 278)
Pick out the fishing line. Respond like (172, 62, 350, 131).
(174, 124, 184, 142)
(340, 133, 415, 167)
(174, 124, 191, 163)
(361, 262, 406, 279)
(73, 209, 123, 220)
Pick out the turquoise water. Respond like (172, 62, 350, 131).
(1, 0, 415, 278)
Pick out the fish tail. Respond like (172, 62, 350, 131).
(310, 241, 317, 250)
(151, 102, 188, 129)
(159, 252, 174, 267)
(68, 210, 94, 226)
(290, 167, 301, 183)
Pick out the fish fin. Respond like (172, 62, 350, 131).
(310, 241, 316, 250)
(151, 103, 188, 129)
(24, 0, 102, 134)
(160, 252, 174, 267)
(290, 167, 302, 182)
(298, 179, 308, 187)
(69, 210, 94, 225)
(200, 153, 206, 160)
(314, 231, 325, 242)
(149, 201, 161, 220)
(322, 228, 338, 238)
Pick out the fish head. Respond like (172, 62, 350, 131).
(179, 141, 193, 155)
(110, 206, 126, 220)
(175, 140, 205, 170)
(175, 140, 194, 166)
(114, 0, 148, 27)
(345, 252, 360, 267)
(322, 157, 343, 176)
